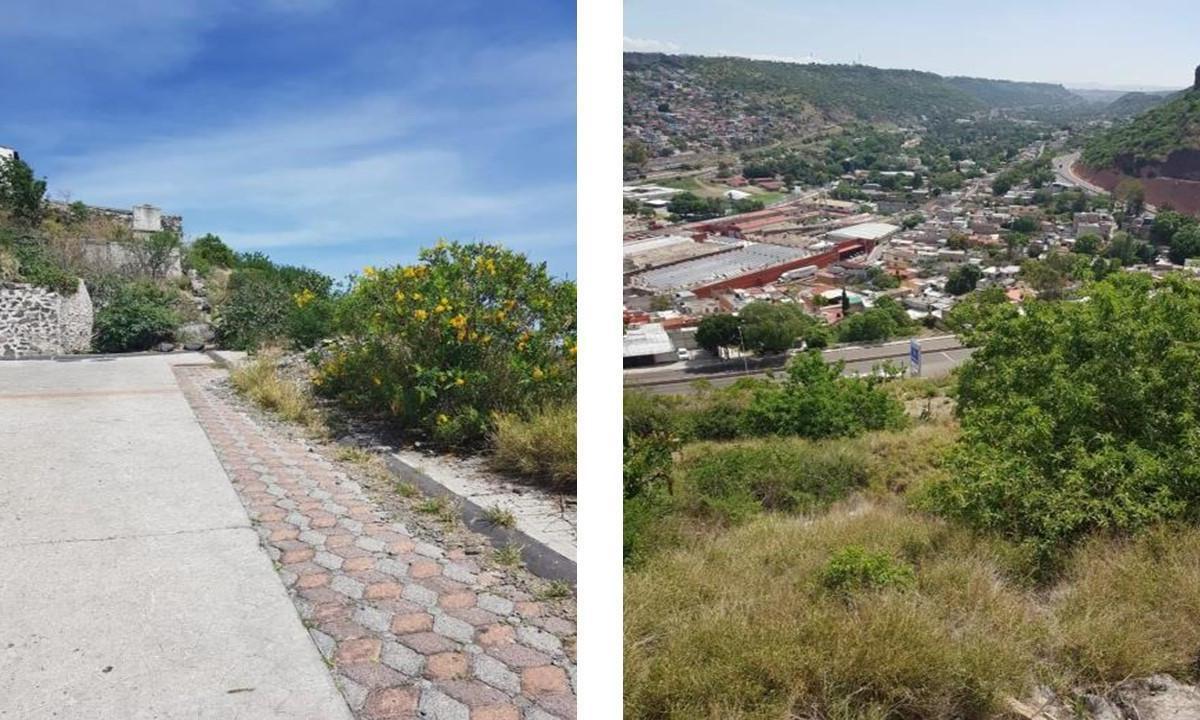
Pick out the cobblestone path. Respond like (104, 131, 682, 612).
(176, 367, 577, 720)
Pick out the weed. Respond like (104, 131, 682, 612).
(494, 544, 524, 567)
(482, 505, 517, 528)
(395, 482, 418, 498)
(334, 445, 373, 464)
(416, 497, 448, 515)
(230, 352, 321, 430)
(538, 580, 573, 599)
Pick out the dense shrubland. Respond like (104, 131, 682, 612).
(625, 271, 1200, 718)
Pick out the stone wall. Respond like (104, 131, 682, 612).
(0, 280, 93, 358)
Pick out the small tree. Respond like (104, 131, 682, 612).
(944, 264, 982, 296)
(696, 313, 742, 355)
(1073, 233, 1103, 256)
(1168, 225, 1200, 265)
(0, 155, 47, 227)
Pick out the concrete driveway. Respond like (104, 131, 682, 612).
(0, 354, 353, 720)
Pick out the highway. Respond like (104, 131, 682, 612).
(1052, 151, 1109, 195)
(625, 335, 974, 395)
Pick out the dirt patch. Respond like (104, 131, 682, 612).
(1078, 162, 1200, 215)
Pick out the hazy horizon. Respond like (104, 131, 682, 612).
(626, 0, 1198, 91)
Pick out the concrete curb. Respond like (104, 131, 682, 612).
(382, 454, 577, 585)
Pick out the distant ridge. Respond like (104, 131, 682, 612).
(625, 52, 1083, 123)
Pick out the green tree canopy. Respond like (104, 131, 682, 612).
(739, 301, 827, 354)
(0, 155, 47, 227)
(1168, 225, 1200, 265)
(944, 263, 982, 296)
(930, 272, 1200, 572)
(1073, 233, 1103, 256)
(743, 350, 906, 438)
(695, 313, 742, 354)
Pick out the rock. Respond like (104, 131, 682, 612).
(188, 269, 206, 294)
(175, 322, 215, 344)
(156, 342, 175, 352)
(1082, 694, 1123, 720)
(1115, 674, 1200, 720)
(183, 342, 205, 352)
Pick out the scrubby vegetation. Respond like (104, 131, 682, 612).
(1082, 89, 1200, 173)
(92, 281, 180, 352)
(229, 352, 320, 430)
(314, 241, 576, 449)
(930, 272, 1200, 573)
(490, 403, 576, 491)
(215, 252, 334, 351)
(625, 271, 1200, 718)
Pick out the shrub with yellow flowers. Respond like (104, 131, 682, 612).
(315, 241, 576, 447)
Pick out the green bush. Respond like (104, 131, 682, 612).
(928, 272, 1200, 573)
(821, 545, 915, 595)
(186, 233, 236, 275)
(743, 351, 907, 439)
(317, 241, 575, 447)
(93, 281, 180, 352)
(675, 435, 871, 524)
(0, 232, 77, 294)
(216, 260, 333, 351)
(216, 268, 291, 350)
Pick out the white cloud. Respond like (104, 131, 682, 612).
(623, 36, 681, 53)
(50, 92, 574, 256)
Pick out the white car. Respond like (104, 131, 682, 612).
(676, 348, 690, 361)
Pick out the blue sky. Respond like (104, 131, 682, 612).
(0, 0, 576, 282)
(626, 0, 1198, 91)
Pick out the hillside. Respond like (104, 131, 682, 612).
(944, 74, 1083, 109)
(1082, 88, 1200, 174)
(625, 53, 1081, 155)
(1101, 89, 1180, 118)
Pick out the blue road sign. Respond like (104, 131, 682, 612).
(909, 339, 921, 376)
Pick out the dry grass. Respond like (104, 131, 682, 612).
(334, 445, 374, 465)
(1052, 526, 1200, 685)
(624, 502, 1045, 720)
(489, 403, 576, 492)
(229, 352, 321, 430)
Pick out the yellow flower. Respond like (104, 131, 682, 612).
(531, 367, 544, 381)
(394, 290, 406, 303)
(293, 287, 316, 309)
(372, 376, 381, 386)
(448, 314, 468, 330)
(363, 266, 377, 279)
(568, 344, 577, 356)
(413, 309, 428, 321)
(455, 377, 465, 387)
(436, 413, 449, 425)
